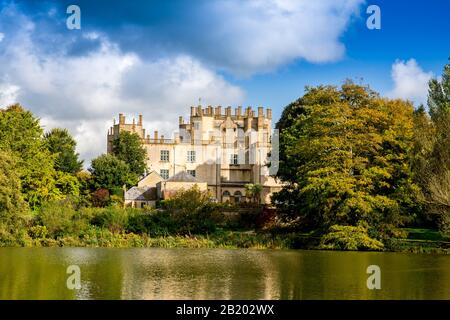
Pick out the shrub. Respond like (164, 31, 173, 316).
(319, 224, 384, 251)
(37, 199, 77, 238)
(91, 188, 110, 207)
(90, 207, 131, 233)
(162, 186, 223, 235)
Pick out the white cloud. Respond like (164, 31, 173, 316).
(0, 82, 19, 106)
(388, 59, 433, 106)
(0, 9, 244, 164)
(192, 0, 365, 74)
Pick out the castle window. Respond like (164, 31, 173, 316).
(230, 154, 238, 165)
(160, 150, 169, 161)
(194, 122, 200, 130)
(187, 170, 196, 178)
(187, 150, 196, 163)
(234, 191, 242, 203)
(160, 169, 169, 180)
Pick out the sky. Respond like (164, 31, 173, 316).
(0, 0, 449, 164)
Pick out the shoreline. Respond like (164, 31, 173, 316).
(2, 231, 449, 254)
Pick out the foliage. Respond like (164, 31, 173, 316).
(0, 150, 30, 228)
(90, 206, 130, 233)
(319, 224, 384, 251)
(161, 186, 222, 235)
(44, 128, 83, 174)
(412, 63, 450, 232)
(89, 154, 136, 191)
(112, 131, 147, 177)
(91, 188, 110, 207)
(0, 104, 62, 208)
(37, 199, 88, 238)
(273, 82, 419, 235)
(244, 183, 263, 203)
(55, 171, 81, 197)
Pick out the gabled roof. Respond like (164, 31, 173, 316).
(138, 170, 162, 183)
(137, 170, 163, 188)
(165, 171, 200, 182)
(125, 186, 157, 201)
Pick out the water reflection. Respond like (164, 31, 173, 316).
(0, 248, 448, 299)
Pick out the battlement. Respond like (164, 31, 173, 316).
(107, 105, 273, 153)
(187, 105, 272, 120)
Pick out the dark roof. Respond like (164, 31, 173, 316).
(125, 186, 157, 201)
(165, 171, 200, 182)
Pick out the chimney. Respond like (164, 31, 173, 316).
(197, 106, 203, 116)
(266, 108, 272, 119)
(138, 114, 143, 126)
(237, 106, 242, 117)
(216, 106, 222, 116)
(190, 106, 196, 117)
(246, 107, 253, 117)
(208, 105, 212, 115)
(179, 116, 184, 125)
(160, 135, 164, 143)
(119, 113, 125, 125)
(258, 107, 264, 117)
(154, 130, 159, 141)
(226, 106, 231, 117)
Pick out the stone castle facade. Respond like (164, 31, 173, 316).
(107, 105, 282, 204)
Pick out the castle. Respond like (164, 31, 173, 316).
(107, 105, 282, 207)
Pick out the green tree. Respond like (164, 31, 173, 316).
(0, 104, 60, 208)
(244, 183, 263, 204)
(413, 63, 450, 231)
(0, 150, 30, 228)
(162, 186, 220, 235)
(44, 128, 83, 174)
(89, 154, 136, 192)
(112, 131, 147, 177)
(273, 82, 419, 236)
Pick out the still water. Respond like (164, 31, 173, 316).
(0, 248, 449, 300)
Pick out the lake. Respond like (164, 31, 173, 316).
(0, 248, 449, 299)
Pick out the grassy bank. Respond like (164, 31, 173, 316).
(1, 199, 448, 253)
(2, 227, 449, 254)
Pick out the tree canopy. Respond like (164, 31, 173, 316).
(44, 128, 83, 174)
(112, 131, 147, 177)
(273, 82, 419, 236)
(89, 154, 136, 192)
(413, 63, 450, 231)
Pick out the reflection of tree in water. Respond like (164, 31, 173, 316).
(118, 249, 285, 299)
(1, 248, 449, 299)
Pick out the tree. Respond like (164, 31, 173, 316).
(413, 63, 450, 231)
(0, 150, 30, 228)
(44, 128, 83, 174)
(162, 186, 220, 235)
(89, 154, 136, 192)
(0, 104, 60, 208)
(244, 183, 263, 204)
(112, 131, 147, 177)
(273, 82, 419, 236)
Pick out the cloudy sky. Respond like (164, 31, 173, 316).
(0, 0, 449, 164)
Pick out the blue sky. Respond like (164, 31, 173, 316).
(0, 0, 449, 162)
